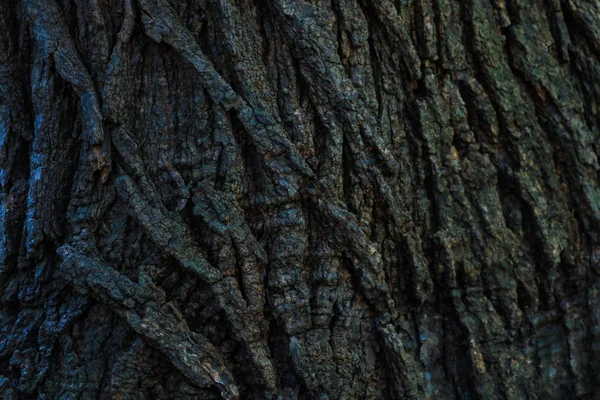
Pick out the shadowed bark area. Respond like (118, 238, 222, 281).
(1, 0, 600, 398)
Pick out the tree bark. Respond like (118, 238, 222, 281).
(1, 0, 600, 398)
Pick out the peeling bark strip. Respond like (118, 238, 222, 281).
(24, 0, 110, 176)
(1, 0, 600, 398)
(57, 245, 240, 399)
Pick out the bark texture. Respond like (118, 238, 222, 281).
(1, 0, 600, 398)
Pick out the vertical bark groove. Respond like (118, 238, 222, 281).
(1, 0, 600, 398)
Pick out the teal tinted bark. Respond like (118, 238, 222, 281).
(1, 0, 600, 398)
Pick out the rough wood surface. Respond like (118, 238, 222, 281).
(1, 0, 600, 398)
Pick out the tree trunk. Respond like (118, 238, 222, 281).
(1, 0, 600, 398)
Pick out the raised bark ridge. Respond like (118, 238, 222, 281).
(1, 0, 600, 399)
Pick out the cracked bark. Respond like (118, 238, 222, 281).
(1, 0, 600, 399)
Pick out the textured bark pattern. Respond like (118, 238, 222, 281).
(1, 0, 600, 398)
